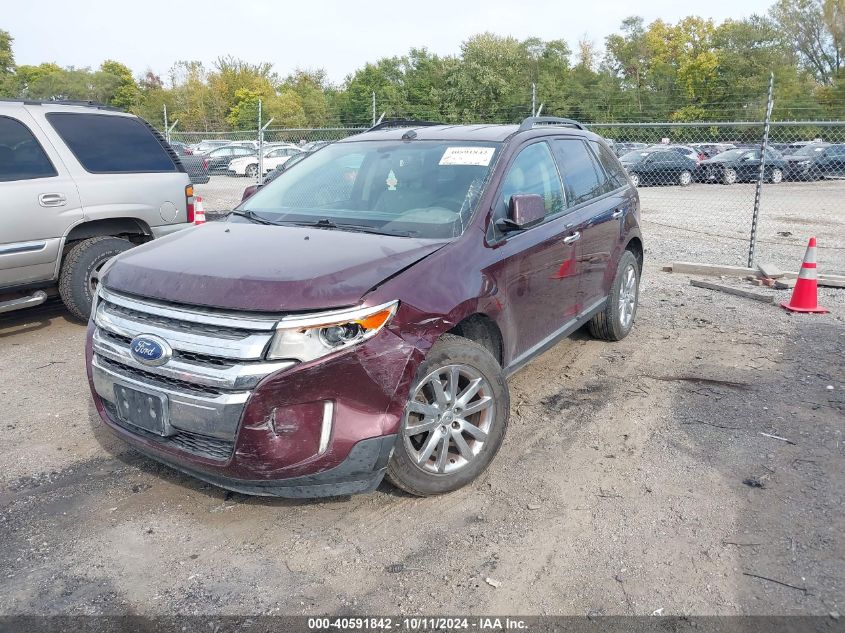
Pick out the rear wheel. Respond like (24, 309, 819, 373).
(387, 334, 509, 497)
(770, 168, 783, 183)
(245, 164, 259, 179)
(588, 250, 640, 342)
(723, 168, 737, 185)
(678, 170, 692, 186)
(59, 236, 132, 321)
(628, 172, 640, 187)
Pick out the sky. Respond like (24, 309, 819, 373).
(5, 0, 775, 84)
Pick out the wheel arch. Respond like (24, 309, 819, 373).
(624, 236, 644, 272)
(446, 313, 504, 367)
(64, 218, 152, 248)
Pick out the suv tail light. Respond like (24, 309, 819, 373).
(202, 158, 209, 170)
(185, 184, 195, 223)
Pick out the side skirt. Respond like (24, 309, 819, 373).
(503, 297, 607, 378)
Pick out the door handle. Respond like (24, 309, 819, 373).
(611, 209, 624, 219)
(39, 193, 67, 207)
(563, 231, 581, 245)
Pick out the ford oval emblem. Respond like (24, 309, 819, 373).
(129, 334, 172, 367)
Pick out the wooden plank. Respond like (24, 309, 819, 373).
(782, 271, 845, 282)
(690, 279, 775, 303)
(757, 262, 785, 279)
(671, 262, 757, 277)
(818, 278, 845, 289)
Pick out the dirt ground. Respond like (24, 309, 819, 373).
(1, 249, 843, 617)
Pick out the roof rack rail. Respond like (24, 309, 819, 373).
(368, 118, 443, 132)
(518, 116, 586, 132)
(0, 98, 121, 111)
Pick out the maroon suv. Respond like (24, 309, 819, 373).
(86, 117, 643, 498)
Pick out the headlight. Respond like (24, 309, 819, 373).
(267, 301, 399, 362)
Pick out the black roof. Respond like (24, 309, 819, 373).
(343, 117, 593, 144)
(346, 124, 521, 143)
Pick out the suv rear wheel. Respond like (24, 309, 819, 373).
(59, 236, 132, 321)
(387, 334, 509, 496)
(588, 250, 640, 342)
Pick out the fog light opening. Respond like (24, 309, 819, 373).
(319, 401, 334, 455)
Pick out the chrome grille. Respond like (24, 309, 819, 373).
(92, 287, 296, 456)
(106, 302, 255, 339)
(96, 355, 222, 396)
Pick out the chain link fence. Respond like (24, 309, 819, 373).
(166, 120, 845, 275)
(593, 121, 845, 274)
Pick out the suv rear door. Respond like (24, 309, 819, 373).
(38, 110, 188, 230)
(550, 138, 629, 310)
(0, 110, 84, 288)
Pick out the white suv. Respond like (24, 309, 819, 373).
(0, 100, 195, 319)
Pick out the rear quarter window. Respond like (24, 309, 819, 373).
(46, 113, 177, 174)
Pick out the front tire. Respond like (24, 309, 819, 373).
(679, 170, 692, 186)
(628, 172, 640, 187)
(770, 168, 783, 183)
(588, 250, 640, 342)
(245, 164, 259, 179)
(723, 168, 737, 185)
(59, 236, 132, 321)
(387, 334, 509, 497)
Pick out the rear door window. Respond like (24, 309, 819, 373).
(46, 113, 176, 174)
(551, 139, 606, 206)
(0, 116, 57, 182)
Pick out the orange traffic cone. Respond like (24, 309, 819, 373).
(781, 237, 828, 314)
(194, 196, 207, 225)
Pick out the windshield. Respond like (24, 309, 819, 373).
(239, 140, 502, 239)
(793, 144, 827, 157)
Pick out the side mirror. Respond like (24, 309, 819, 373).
(496, 194, 545, 232)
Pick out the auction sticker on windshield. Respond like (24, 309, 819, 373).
(439, 147, 496, 166)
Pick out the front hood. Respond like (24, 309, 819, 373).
(102, 223, 448, 312)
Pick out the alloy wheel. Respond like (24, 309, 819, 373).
(771, 168, 783, 183)
(629, 173, 640, 187)
(618, 264, 638, 329)
(403, 364, 495, 475)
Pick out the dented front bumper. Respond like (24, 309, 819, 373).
(86, 315, 422, 497)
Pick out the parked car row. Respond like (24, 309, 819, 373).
(615, 141, 845, 187)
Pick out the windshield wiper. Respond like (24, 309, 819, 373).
(288, 218, 415, 237)
(228, 209, 280, 225)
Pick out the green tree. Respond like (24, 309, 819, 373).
(771, 0, 842, 83)
(100, 60, 140, 109)
(0, 29, 15, 96)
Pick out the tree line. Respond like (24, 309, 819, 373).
(1, 0, 844, 131)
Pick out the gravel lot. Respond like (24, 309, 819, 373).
(1, 193, 843, 617)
